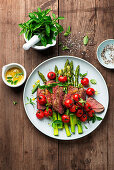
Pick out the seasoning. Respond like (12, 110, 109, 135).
(101, 44, 114, 65)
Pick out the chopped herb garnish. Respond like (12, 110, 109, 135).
(13, 101, 17, 105)
(26, 97, 35, 106)
(58, 42, 62, 46)
(83, 35, 88, 45)
(62, 46, 69, 50)
(7, 80, 12, 83)
(79, 98, 86, 106)
(90, 79, 97, 84)
(79, 73, 87, 79)
(64, 26, 71, 37)
(14, 80, 18, 85)
(7, 77, 13, 79)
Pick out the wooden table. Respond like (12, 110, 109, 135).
(0, 0, 114, 170)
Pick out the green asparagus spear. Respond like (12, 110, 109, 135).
(70, 114, 75, 133)
(53, 111, 59, 136)
(75, 116, 83, 134)
(60, 69, 64, 76)
(54, 65, 59, 81)
(70, 61, 74, 85)
(64, 123, 71, 137)
(58, 113, 63, 129)
(75, 65, 80, 87)
(64, 59, 69, 75)
(38, 71, 47, 83)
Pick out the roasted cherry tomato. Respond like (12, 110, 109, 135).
(62, 114, 70, 123)
(47, 71, 56, 80)
(38, 94, 47, 105)
(76, 109, 83, 117)
(81, 78, 89, 86)
(86, 88, 95, 96)
(69, 105, 77, 113)
(73, 94, 81, 102)
(80, 114, 87, 122)
(64, 99, 73, 108)
(44, 108, 53, 117)
(76, 102, 84, 108)
(84, 102, 91, 112)
(58, 75, 67, 83)
(36, 110, 44, 119)
(88, 110, 95, 117)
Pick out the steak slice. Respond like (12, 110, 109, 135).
(52, 86, 65, 114)
(63, 87, 86, 104)
(78, 88, 86, 100)
(87, 97, 104, 113)
(45, 80, 54, 106)
(37, 88, 46, 110)
(63, 86, 78, 104)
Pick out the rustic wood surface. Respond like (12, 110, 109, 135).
(0, 0, 114, 170)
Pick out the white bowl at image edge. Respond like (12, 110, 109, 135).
(2, 63, 27, 87)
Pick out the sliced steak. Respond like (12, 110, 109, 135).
(52, 86, 65, 114)
(45, 80, 54, 106)
(78, 88, 86, 100)
(37, 88, 46, 110)
(87, 97, 104, 113)
(63, 86, 78, 104)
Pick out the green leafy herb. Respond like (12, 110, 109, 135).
(14, 80, 18, 85)
(78, 83, 83, 88)
(63, 87, 68, 94)
(25, 97, 35, 106)
(14, 72, 23, 78)
(19, 8, 64, 46)
(7, 77, 12, 79)
(64, 26, 71, 36)
(52, 120, 63, 129)
(13, 101, 17, 105)
(79, 98, 86, 106)
(79, 73, 87, 79)
(90, 79, 97, 84)
(83, 35, 88, 45)
(58, 42, 62, 46)
(84, 124, 88, 129)
(7, 80, 12, 83)
(62, 46, 69, 50)
(90, 115, 102, 123)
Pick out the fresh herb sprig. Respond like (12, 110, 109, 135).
(19, 7, 64, 46)
(79, 73, 87, 79)
(26, 97, 35, 106)
(64, 26, 71, 37)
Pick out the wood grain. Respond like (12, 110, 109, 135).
(0, 0, 114, 169)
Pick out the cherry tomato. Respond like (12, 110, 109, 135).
(84, 102, 92, 112)
(64, 99, 73, 108)
(47, 71, 56, 80)
(76, 109, 83, 117)
(36, 110, 44, 119)
(44, 108, 53, 117)
(80, 114, 87, 122)
(69, 105, 77, 113)
(81, 78, 89, 86)
(86, 88, 95, 96)
(58, 75, 67, 83)
(88, 110, 95, 117)
(38, 94, 47, 105)
(76, 102, 84, 108)
(62, 114, 70, 123)
(73, 94, 81, 102)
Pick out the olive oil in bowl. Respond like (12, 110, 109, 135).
(5, 67, 24, 85)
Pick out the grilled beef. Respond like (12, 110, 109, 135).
(63, 87, 86, 104)
(87, 97, 104, 112)
(52, 85, 65, 114)
(37, 88, 46, 110)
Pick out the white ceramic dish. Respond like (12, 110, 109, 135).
(24, 34, 56, 50)
(97, 39, 114, 69)
(23, 56, 109, 140)
(2, 63, 27, 87)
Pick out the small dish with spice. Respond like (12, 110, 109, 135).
(2, 63, 27, 87)
(97, 39, 114, 69)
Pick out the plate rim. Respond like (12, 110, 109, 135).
(23, 55, 109, 140)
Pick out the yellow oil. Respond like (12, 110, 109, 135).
(5, 67, 24, 85)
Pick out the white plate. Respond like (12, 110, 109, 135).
(23, 56, 109, 140)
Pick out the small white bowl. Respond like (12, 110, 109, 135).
(24, 34, 56, 50)
(2, 63, 27, 87)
